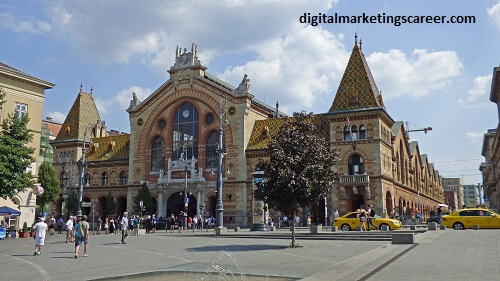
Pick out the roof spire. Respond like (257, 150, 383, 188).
(355, 32, 358, 45)
(90, 86, 93, 95)
(275, 101, 279, 118)
(359, 38, 362, 50)
(80, 83, 83, 93)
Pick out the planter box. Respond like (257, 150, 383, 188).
(20, 232, 29, 238)
(137, 229, 146, 235)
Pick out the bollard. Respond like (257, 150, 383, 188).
(331, 226, 338, 232)
(410, 225, 416, 230)
(310, 225, 322, 234)
(473, 224, 480, 230)
(381, 225, 389, 231)
(270, 226, 276, 231)
(428, 222, 437, 230)
(392, 233, 415, 244)
(355, 226, 362, 231)
(234, 227, 240, 232)
(215, 227, 227, 235)
(439, 225, 446, 230)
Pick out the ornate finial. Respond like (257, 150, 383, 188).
(80, 84, 83, 92)
(359, 38, 362, 50)
(355, 32, 358, 45)
(90, 86, 93, 94)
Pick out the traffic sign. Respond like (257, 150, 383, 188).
(184, 197, 189, 204)
(80, 201, 94, 207)
(184, 202, 189, 208)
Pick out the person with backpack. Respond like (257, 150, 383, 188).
(357, 205, 367, 231)
(74, 215, 89, 258)
(367, 205, 377, 231)
(57, 217, 64, 234)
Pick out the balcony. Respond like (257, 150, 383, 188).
(340, 174, 370, 184)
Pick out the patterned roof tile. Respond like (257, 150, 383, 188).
(86, 134, 130, 162)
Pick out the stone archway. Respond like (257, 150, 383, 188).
(117, 196, 127, 216)
(166, 192, 197, 218)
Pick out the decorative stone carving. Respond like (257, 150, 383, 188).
(170, 44, 205, 71)
(232, 74, 252, 95)
(128, 92, 140, 110)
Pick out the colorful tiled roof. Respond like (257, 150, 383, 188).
(55, 91, 102, 141)
(86, 134, 130, 162)
(246, 115, 330, 151)
(329, 44, 384, 112)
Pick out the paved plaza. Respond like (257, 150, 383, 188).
(0, 228, 499, 280)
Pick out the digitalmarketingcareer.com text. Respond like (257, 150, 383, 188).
(300, 12, 476, 27)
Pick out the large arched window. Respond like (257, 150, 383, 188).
(343, 126, 351, 141)
(351, 125, 358, 141)
(348, 154, 364, 175)
(359, 125, 366, 139)
(150, 136, 165, 171)
(60, 171, 68, 187)
(119, 171, 127, 185)
(172, 102, 199, 160)
(101, 172, 108, 186)
(206, 131, 218, 169)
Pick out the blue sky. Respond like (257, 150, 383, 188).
(1, 0, 499, 186)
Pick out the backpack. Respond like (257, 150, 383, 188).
(74, 223, 79, 238)
(370, 209, 376, 217)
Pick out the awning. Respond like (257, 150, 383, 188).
(0, 206, 21, 216)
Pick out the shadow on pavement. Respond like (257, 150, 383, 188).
(187, 244, 287, 252)
(51, 256, 75, 259)
(100, 242, 124, 245)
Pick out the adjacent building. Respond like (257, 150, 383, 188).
(463, 184, 479, 207)
(442, 177, 464, 210)
(480, 66, 500, 212)
(50, 41, 444, 226)
(0, 62, 54, 229)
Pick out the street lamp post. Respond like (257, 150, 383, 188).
(76, 129, 90, 219)
(216, 99, 229, 231)
(182, 146, 188, 230)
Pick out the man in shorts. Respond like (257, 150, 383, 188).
(74, 215, 89, 258)
(65, 216, 74, 243)
(34, 217, 48, 255)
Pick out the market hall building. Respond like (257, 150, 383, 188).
(51, 41, 444, 227)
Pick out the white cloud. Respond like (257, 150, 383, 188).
(487, 1, 500, 29)
(220, 26, 349, 112)
(466, 131, 485, 143)
(95, 86, 152, 115)
(0, 12, 52, 34)
(47, 111, 67, 123)
(367, 49, 463, 99)
(458, 74, 492, 108)
(40, 0, 335, 66)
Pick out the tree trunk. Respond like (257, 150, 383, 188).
(291, 213, 296, 247)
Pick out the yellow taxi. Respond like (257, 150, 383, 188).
(333, 211, 402, 231)
(441, 208, 500, 230)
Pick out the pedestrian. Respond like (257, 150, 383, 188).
(128, 215, 134, 235)
(295, 215, 300, 227)
(115, 217, 120, 234)
(367, 205, 377, 231)
(121, 212, 129, 244)
(72, 216, 78, 239)
(193, 216, 198, 230)
(133, 216, 139, 236)
(34, 217, 48, 256)
(109, 217, 114, 234)
(152, 214, 157, 234)
(104, 217, 109, 234)
(97, 217, 102, 235)
(358, 205, 367, 231)
(65, 216, 74, 243)
(169, 214, 175, 233)
(188, 216, 192, 230)
(57, 216, 64, 234)
(49, 216, 55, 235)
(382, 208, 388, 219)
(283, 215, 288, 227)
(74, 215, 89, 258)
(306, 215, 311, 227)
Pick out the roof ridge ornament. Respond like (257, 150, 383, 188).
(232, 74, 252, 95)
(170, 43, 205, 71)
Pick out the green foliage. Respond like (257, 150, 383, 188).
(22, 222, 28, 233)
(104, 192, 116, 217)
(37, 162, 61, 209)
(0, 91, 35, 199)
(254, 112, 339, 247)
(65, 191, 78, 216)
(133, 182, 155, 215)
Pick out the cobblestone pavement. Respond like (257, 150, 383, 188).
(0, 228, 498, 281)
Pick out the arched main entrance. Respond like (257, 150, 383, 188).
(166, 192, 197, 218)
(351, 194, 364, 212)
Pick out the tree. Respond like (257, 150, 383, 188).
(65, 191, 78, 216)
(133, 182, 155, 215)
(0, 89, 36, 199)
(255, 112, 339, 247)
(104, 192, 116, 217)
(37, 162, 61, 213)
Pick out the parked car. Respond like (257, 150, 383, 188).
(155, 218, 168, 230)
(333, 211, 402, 231)
(441, 208, 500, 230)
(427, 215, 442, 224)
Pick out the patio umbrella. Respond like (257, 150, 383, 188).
(0, 206, 21, 216)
